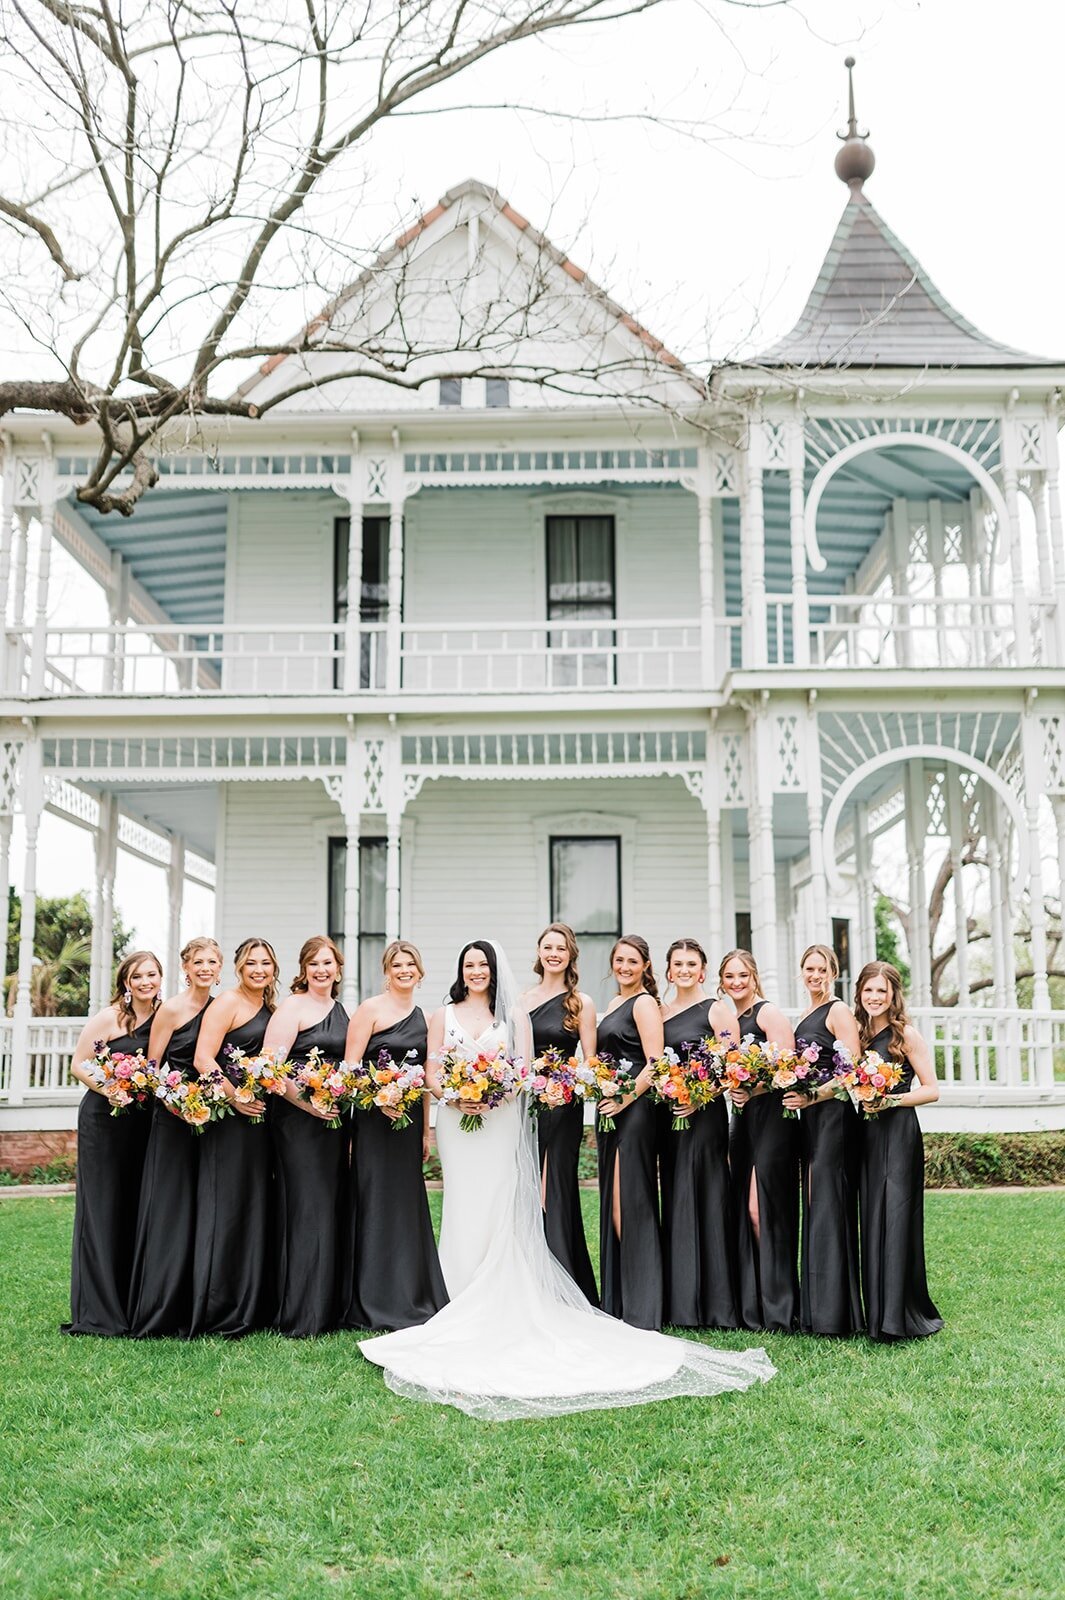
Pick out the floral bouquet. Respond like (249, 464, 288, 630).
(648, 1041, 724, 1132)
(352, 1048, 426, 1132)
(435, 1045, 526, 1132)
(85, 1042, 155, 1115)
(527, 1047, 596, 1118)
(286, 1047, 363, 1130)
(223, 1045, 290, 1122)
(769, 1040, 838, 1119)
(715, 1035, 777, 1112)
(153, 1065, 232, 1133)
(832, 1048, 904, 1114)
(585, 1052, 639, 1133)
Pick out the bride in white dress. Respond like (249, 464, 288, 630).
(360, 939, 775, 1419)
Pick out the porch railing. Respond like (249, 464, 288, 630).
(0, 1018, 85, 1101)
(764, 593, 1055, 670)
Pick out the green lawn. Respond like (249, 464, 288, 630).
(1, 1193, 1062, 1600)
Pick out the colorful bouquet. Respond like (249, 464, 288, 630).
(648, 1041, 724, 1131)
(223, 1045, 290, 1122)
(435, 1045, 526, 1132)
(714, 1034, 776, 1111)
(585, 1052, 639, 1133)
(85, 1042, 155, 1115)
(352, 1048, 426, 1132)
(527, 1047, 596, 1118)
(287, 1047, 363, 1130)
(769, 1040, 835, 1119)
(832, 1048, 904, 1114)
(153, 1065, 232, 1133)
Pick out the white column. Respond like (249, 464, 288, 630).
(342, 484, 364, 694)
(984, 787, 1013, 1007)
(741, 441, 767, 668)
(337, 749, 363, 1010)
(385, 484, 405, 694)
(0, 447, 13, 693)
(905, 759, 931, 1004)
(945, 767, 970, 1005)
(95, 795, 118, 1008)
(805, 710, 828, 929)
(105, 551, 130, 694)
(1020, 711, 1052, 1016)
(696, 480, 716, 685)
(705, 808, 723, 960)
(788, 436, 810, 667)
(854, 799, 876, 970)
(749, 715, 778, 994)
(10, 740, 43, 1104)
(0, 812, 12, 963)
(384, 735, 402, 941)
(167, 834, 186, 989)
(1053, 797, 1065, 927)
(928, 497, 949, 666)
(891, 498, 913, 669)
(1002, 466, 1033, 668)
(720, 809, 735, 952)
(28, 450, 55, 696)
(1042, 422, 1065, 664)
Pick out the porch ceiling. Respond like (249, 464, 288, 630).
(84, 782, 218, 860)
(72, 490, 229, 624)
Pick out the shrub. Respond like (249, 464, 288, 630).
(923, 1131, 1065, 1188)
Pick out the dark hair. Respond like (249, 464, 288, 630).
(234, 936, 279, 1013)
(609, 934, 660, 1002)
(854, 960, 908, 1061)
(665, 937, 708, 976)
(448, 941, 498, 1014)
(534, 922, 583, 1035)
(111, 950, 163, 1034)
(291, 935, 344, 996)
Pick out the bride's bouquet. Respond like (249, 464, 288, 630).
(435, 1045, 526, 1132)
(85, 1042, 155, 1114)
(223, 1045, 290, 1122)
(286, 1047, 363, 1130)
(648, 1041, 724, 1132)
(585, 1053, 639, 1133)
(527, 1047, 596, 1118)
(153, 1065, 232, 1133)
(351, 1048, 426, 1132)
(831, 1048, 904, 1114)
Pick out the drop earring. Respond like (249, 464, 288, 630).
(123, 988, 132, 1005)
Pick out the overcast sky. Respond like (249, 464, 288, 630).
(7, 0, 1064, 976)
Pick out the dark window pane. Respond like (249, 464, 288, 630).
(832, 916, 851, 1000)
(486, 377, 510, 408)
(545, 516, 615, 687)
(439, 378, 462, 406)
(550, 836, 621, 1009)
(735, 911, 752, 953)
(327, 837, 391, 1002)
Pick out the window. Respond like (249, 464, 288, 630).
(327, 837, 389, 1000)
(550, 835, 621, 1009)
(545, 514, 616, 687)
(485, 377, 510, 408)
(735, 911, 752, 953)
(439, 377, 462, 406)
(832, 917, 851, 1001)
(334, 516, 391, 688)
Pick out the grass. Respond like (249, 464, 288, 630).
(0, 1193, 1063, 1600)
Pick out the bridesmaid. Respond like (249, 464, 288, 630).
(128, 936, 222, 1337)
(64, 951, 162, 1335)
(596, 934, 665, 1330)
(854, 961, 943, 1342)
(339, 940, 447, 1330)
(782, 943, 863, 1337)
(521, 923, 599, 1304)
(263, 936, 349, 1337)
(711, 949, 799, 1334)
(190, 936, 278, 1337)
(659, 939, 738, 1330)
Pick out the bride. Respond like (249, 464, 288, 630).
(359, 939, 775, 1419)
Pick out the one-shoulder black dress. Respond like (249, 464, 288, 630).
(660, 1001, 738, 1330)
(339, 1006, 448, 1331)
(127, 1000, 213, 1337)
(596, 996, 663, 1330)
(728, 1000, 800, 1333)
(271, 998, 350, 1337)
(191, 1004, 272, 1337)
(64, 1015, 154, 1336)
(529, 993, 598, 1304)
(859, 1026, 943, 1342)
(795, 1001, 863, 1337)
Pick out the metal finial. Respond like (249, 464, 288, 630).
(835, 55, 875, 191)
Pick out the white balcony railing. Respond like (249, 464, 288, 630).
(400, 620, 702, 693)
(0, 1018, 85, 1101)
(765, 593, 1055, 670)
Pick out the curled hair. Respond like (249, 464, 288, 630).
(665, 938, 708, 980)
(234, 936, 279, 1013)
(609, 934, 659, 1002)
(800, 943, 839, 998)
(534, 923, 583, 1035)
(180, 935, 222, 970)
(854, 961, 908, 1061)
(111, 950, 162, 1034)
(717, 948, 763, 1001)
(383, 940, 425, 982)
(290, 935, 344, 996)
(448, 940, 498, 1014)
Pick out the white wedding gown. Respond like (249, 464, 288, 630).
(360, 1002, 776, 1419)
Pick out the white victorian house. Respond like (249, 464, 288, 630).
(3, 103, 1065, 1137)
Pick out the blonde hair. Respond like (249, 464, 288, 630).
(717, 948, 763, 1001)
(291, 935, 344, 996)
(534, 923, 583, 1035)
(854, 960, 908, 1061)
(609, 934, 660, 1002)
(180, 936, 222, 967)
(233, 937, 279, 1013)
(800, 943, 839, 999)
(111, 950, 163, 1034)
(383, 940, 425, 981)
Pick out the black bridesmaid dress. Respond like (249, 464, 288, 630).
(660, 1002, 738, 1330)
(339, 1006, 448, 1331)
(271, 998, 349, 1337)
(796, 1001, 863, 1337)
(64, 1015, 154, 1335)
(728, 1000, 800, 1333)
(190, 1005, 272, 1337)
(596, 996, 663, 1330)
(529, 994, 598, 1304)
(127, 1001, 213, 1337)
(860, 1026, 943, 1342)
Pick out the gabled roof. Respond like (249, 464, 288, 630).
(754, 188, 1059, 369)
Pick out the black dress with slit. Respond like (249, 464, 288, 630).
(595, 996, 663, 1330)
(795, 1001, 863, 1336)
(859, 1026, 943, 1343)
(660, 1002, 738, 1330)
(127, 1000, 212, 1338)
(339, 1006, 448, 1331)
(728, 1000, 800, 1333)
(190, 1004, 272, 1338)
(270, 998, 350, 1337)
(529, 994, 598, 1304)
(64, 1015, 154, 1336)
